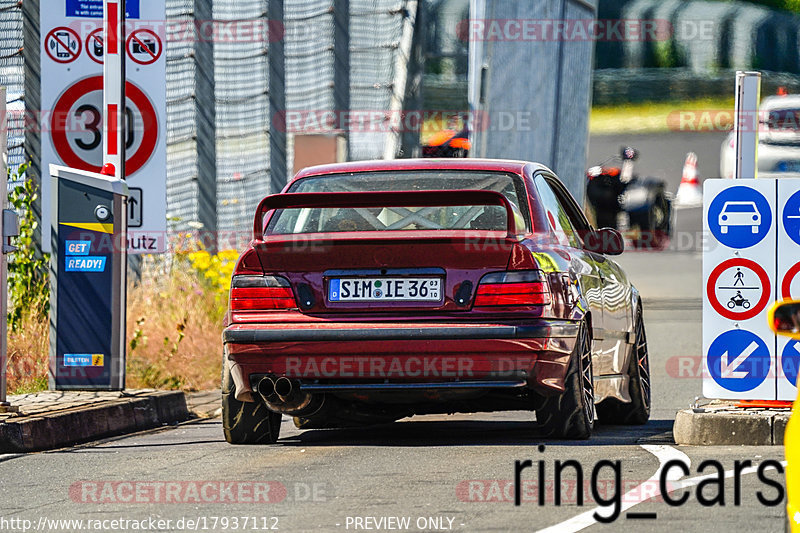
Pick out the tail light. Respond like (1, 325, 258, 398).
(474, 271, 551, 307)
(230, 275, 296, 311)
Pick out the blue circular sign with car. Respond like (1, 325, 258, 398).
(708, 186, 772, 248)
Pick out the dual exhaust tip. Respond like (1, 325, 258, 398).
(257, 376, 294, 403)
(256, 376, 324, 418)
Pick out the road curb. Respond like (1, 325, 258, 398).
(0, 391, 190, 453)
(673, 406, 791, 446)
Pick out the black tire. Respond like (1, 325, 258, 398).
(632, 192, 670, 248)
(596, 307, 651, 425)
(536, 322, 595, 439)
(222, 363, 282, 444)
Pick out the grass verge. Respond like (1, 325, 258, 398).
(420, 97, 736, 140)
(590, 97, 734, 135)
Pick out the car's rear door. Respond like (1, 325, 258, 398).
(531, 173, 606, 345)
(539, 174, 634, 376)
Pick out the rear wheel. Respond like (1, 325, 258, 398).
(222, 363, 282, 444)
(632, 192, 669, 248)
(596, 307, 651, 425)
(536, 322, 595, 439)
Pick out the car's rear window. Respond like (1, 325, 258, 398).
(266, 171, 530, 235)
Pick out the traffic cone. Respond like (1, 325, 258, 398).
(675, 152, 702, 208)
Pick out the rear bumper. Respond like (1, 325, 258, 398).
(223, 320, 579, 402)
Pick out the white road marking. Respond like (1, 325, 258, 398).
(536, 445, 690, 533)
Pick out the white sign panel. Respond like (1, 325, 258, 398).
(40, 0, 167, 253)
(777, 179, 800, 400)
(703, 179, 776, 400)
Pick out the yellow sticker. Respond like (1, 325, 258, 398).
(92, 354, 104, 366)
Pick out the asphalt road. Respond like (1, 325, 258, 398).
(0, 132, 787, 533)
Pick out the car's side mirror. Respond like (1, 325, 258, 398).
(768, 300, 800, 339)
(584, 228, 624, 256)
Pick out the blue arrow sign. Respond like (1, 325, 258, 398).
(708, 186, 772, 249)
(782, 340, 800, 387)
(707, 330, 771, 392)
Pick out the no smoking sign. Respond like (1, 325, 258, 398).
(50, 76, 158, 175)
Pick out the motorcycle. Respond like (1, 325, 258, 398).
(422, 124, 471, 158)
(586, 147, 673, 248)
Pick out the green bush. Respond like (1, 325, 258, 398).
(7, 164, 49, 331)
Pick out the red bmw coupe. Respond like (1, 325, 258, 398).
(222, 159, 651, 443)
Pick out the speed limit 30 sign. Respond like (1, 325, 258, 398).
(40, 0, 166, 254)
(50, 76, 158, 175)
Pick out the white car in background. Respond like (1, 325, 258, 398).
(720, 94, 800, 178)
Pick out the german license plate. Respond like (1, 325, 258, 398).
(328, 278, 442, 302)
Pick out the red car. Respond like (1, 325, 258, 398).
(222, 159, 651, 443)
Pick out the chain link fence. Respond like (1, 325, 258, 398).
(0, 0, 417, 244)
(0, 1, 24, 181)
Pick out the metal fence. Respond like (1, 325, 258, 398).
(0, 0, 417, 245)
(0, 2, 24, 180)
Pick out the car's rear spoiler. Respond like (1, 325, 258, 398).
(253, 190, 520, 239)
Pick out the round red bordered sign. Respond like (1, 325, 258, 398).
(706, 258, 771, 321)
(45, 27, 82, 64)
(126, 29, 162, 65)
(86, 28, 104, 65)
(782, 262, 800, 299)
(50, 76, 158, 175)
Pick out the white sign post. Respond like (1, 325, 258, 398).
(733, 71, 761, 179)
(40, 0, 167, 253)
(704, 177, 800, 401)
(777, 179, 800, 400)
(103, 0, 125, 179)
(703, 179, 777, 400)
(0, 88, 13, 413)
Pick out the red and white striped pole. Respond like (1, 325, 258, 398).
(103, 0, 126, 179)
